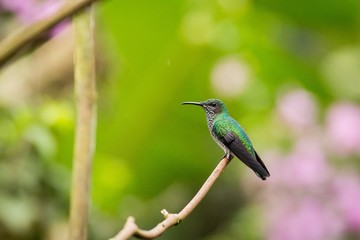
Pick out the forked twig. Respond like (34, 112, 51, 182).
(110, 157, 232, 240)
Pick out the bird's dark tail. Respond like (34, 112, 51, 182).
(220, 131, 270, 180)
(254, 150, 270, 180)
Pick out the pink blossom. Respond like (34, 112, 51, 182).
(0, 0, 34, 14)
(277, 89, 318, 132)
(0, 0, 66, 35)
(332, 172, 360, 232)
(267, 198, 343, 240)
(267, 138, 330, 188)
(32, 1, 64, 22)
(326, 102, 360, 155)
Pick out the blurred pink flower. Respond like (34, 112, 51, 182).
(0, 0, 34, 15)
(0, 0, 66, 35)
(261, 151, 360, 240)
(326, 102, 360, 155)
(255, 94, 360, 240)
(267, 198, 343, 240)
(267, 137, 330, 188)
(333, 172, 360, 232)
(277, 89, 318, 132)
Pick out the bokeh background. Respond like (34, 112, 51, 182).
(1, 0, 360, 239)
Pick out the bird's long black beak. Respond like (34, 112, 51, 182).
(181, 101, 203, 106)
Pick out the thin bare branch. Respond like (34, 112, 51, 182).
(69, 4, 97, 240)
(0, 0, 100, 67)
(110, 157, 232, 240)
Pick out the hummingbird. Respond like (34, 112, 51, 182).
(182, 99, 270, 180)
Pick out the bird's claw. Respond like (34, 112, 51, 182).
(223, 152, 234, 160)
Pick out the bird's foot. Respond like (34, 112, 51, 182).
(223, 152, 234, 160)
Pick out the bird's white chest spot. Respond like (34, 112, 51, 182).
(205, 112, 229, 153)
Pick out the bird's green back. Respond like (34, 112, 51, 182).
(213, 115, 256, 157)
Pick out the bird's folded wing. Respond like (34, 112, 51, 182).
(222, 131, 270, 180)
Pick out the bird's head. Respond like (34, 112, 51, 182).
(182, 99, 228, 117)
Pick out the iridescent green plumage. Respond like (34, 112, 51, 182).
(213, 117, 255, 157)
(182, 99, 270, 180)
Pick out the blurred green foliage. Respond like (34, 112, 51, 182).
(0, 0, 360, 239)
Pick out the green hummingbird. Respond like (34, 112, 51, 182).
(182, 99, 270, 180)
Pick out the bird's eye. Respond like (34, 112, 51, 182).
(211, 102, 217, 107)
